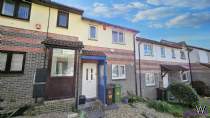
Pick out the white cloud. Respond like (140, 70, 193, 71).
(132, 7, 176, 22)
(149, 23, 164, 28)
(166, 12, 210, 27)
(147, 0, 210, 9)
(91, 2, 149, 18)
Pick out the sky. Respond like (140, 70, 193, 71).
(54, 0, 210, 49)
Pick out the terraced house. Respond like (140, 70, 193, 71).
(0, 0, 138, 111)
(189, 46, 210, 95)
(135, 37, 192, 99)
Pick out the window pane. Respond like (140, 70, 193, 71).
(90, 26, 96, 39)
(0, 53, 7, 71)
(161, 47, 165, 57)
(144, 44, 152, 56)
(172, 49, 176, 58)
(58, 12, 68, 27)
(112, 31, 118, 43)
(18, 2, 30, 19)
(10, 54, 24, 71)
(119, 32, 124, 43)
(51, 49, 75, 77)
(119, 65, 125, 77)
(180, 51, 186, 59)
(2, 0, 15, 16)
(112, 65, 119, 77)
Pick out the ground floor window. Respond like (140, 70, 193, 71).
(145, 73, 156, 86)
(181, 72, 189, 82)
(0, 51, 26, 73)
(112, 64, 126, 79)
(51, 48, 75, 77)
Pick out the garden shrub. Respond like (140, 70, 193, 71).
(192, 81, 208, 96)
(167, 82, 199, 107)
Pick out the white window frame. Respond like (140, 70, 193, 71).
(145, 73, 156, 86)
(181, 72, 188, 82)
(180, 51, 186, 60)
(89, 25, 97, 40)
(161, 47, 166, 58)
(112, 31, 125, 44)
(112, 64, 126, 80)
(172, 49, 176, 58)
(144, 44, 153, 56)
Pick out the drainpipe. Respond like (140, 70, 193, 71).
(133, 34, 138, 96)
(43, 7, 51, 68)
(75, 50, 81, 110)
(138, 42, 142, 97)
(187, 48, 193, 85)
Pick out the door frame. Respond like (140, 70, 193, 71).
(80, 55, 107, 104)
(81, 62, 98, 99)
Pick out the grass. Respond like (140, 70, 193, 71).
(147, 100, 188, 117)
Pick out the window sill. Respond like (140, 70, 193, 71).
(88, 38, 98, 41)
(145, 84, 156, 87)
(112, 42, 126, 45)
(56, 26, 68, 29)
(0, 14, 30, 21)
(112, 77, 126, 80)
(144, 55, 154, 57)
(181, 80, 188, 82)
(0, 71, 24, 74)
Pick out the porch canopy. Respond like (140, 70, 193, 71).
(200, 63, 210, 68)
(161, 64, 189, 72)
(42, 38, 84, 49)
(160, 64, 189, 78)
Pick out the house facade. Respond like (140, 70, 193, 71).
(135, 37, 191, 99)
(0, 0, 138, 111)
(189, 46, 210, 88)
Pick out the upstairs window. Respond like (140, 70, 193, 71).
(180, 51, 186, 59)
(89, 25, 97, 40)
(161, 47, 166, 58)
(172, 49, 176, 58)
(112, 64, 126, 79)
(57, 11, 69, 28)
(112, 31, 124, 44)
(0, 51, 26, 73)
(144, 44, 153, 56)
(1, 0, 31, 20)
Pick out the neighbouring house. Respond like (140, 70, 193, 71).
(135, 37, 191, 99)
(189, 46, 210, 91)
(0, 0, 138, 112)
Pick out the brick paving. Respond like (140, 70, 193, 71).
(13, 103, 175, 118)
(105, 103, 175, 118)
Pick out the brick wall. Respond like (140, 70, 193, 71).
(0, 25, 77, 112)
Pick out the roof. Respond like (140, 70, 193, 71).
(42, 38, 84, 49)
(136, 37, 183, 49)
(82, 17, 139, 33)
(32, 0, 84, 15)
(200, 63, 210, 68)
(161, 64, 189, 71)
(188, 45, 210, 52)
